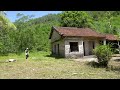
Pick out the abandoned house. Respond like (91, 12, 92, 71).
(49, 26, 120, 58)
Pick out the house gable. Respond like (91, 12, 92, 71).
(50, 28, 62, 43)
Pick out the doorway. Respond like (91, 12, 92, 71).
(83, 42, 86, 56)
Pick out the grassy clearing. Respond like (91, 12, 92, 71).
(0, 51, 120, 79)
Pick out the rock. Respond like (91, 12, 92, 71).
(72, 73, 78, 75)
(8, 59, 16, 62)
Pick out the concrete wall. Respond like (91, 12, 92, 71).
(52, 40, 65, 57)
(83, 37, 100, 56)
(84, 41, 89, 56)
(64, 37, 84, 58)
(95, 40, 99, 47)
(89, 41, 94, 55)
(51, 30, 61, 43)
(64, 37, 101, 58)
(50, 29, 65, 57)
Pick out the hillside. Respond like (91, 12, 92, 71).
(1, 11, 120, 55)
(13, 13, 61, 52)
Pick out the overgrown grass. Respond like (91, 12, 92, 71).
(0, 51, 120, 79)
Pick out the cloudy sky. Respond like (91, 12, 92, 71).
(6, 11, 62, 22)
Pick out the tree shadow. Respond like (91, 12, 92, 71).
(108, 59, 120, 72)
(108, 65, 120, 72)
(86, 61, 107, 68)
(0, 61, 8, 64)
(86, 60, 120, 72)
(114, 59, 120, 62)
(45, 54, 65, 59)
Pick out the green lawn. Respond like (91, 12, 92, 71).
(0, 51, 120, 79)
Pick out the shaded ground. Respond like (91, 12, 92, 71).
(73, 55, 97, 62)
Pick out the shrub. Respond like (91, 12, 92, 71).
(113, 49, 120, 54)
(93, 45, 113, 67)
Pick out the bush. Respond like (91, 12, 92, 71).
(113, 49, 120, 54)
(93, 45, 113, 67)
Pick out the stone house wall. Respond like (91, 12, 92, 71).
(51, 30, 65, 57)
(64, 37, 84, 58)
(64, 37, 101, 58)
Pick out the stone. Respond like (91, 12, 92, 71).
(8, 59, 16, 62)
(72, 73, 78, 75)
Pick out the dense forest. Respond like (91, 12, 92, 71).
(0, 11, 120, 55)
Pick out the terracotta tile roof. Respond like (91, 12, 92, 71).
(49, 26, 119, 41)
(53, 27, 105, 38)
(105, 34, 119, 40)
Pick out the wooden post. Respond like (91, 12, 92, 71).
(103, 39, 106, 45)
(118, 41, 120, 49)
(118, 41, 120, 54)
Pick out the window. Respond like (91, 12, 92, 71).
(99, 40, 103, 45)
(70, 42, 79, 52)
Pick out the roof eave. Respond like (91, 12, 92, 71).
(49, 26, 54, 39)
(49, 26, 64, 39)
(62, 35, 105, 38)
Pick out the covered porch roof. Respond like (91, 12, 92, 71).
(105, 34, 120, 41)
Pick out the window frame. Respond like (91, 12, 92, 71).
(69, 42, 79, 52)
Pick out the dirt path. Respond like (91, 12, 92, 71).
(73, 55, 120, 62)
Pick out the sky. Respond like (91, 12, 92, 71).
(6, 11, 62, 22)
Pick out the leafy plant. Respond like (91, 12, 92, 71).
(93, 45, 113, 67)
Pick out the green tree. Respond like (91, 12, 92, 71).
(0, 28, 10, 55)
(89, 11, 120, 35)
(0, 11, 17, 55)
(0, 11, 16, 30)
(14, 13, 61, 52)
(60, 11, 93, 28)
